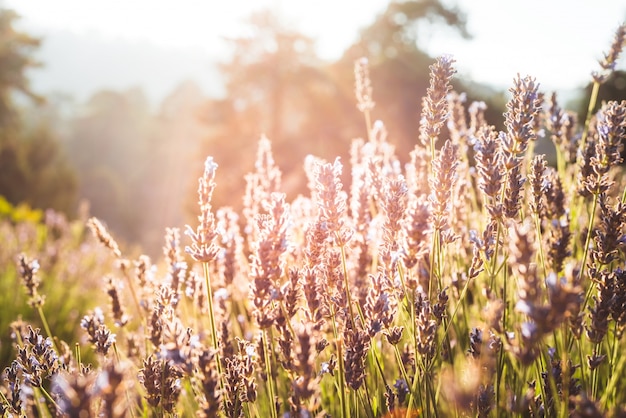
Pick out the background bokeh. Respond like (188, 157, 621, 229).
(0, 0, 625, 256)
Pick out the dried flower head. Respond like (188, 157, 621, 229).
(194, 349, 222, 417)
(527, 154, 547, 216)
(14, 326, 59, 388)
(344, 327, 370, 390)
(593, 23, 626, 83)
(414, 290, 438, 357)
(163, 227, 186, 304)
(17, 254, 44, 308)
(474, 126, 504, 219)
(80, 307, 116, 355)
(216, 207, 245, 288)
(582, 101, 626, 195)
(87, 217, 122, 257)
(419, 55, 456, 148)
(429, 139, 459, 243)
(243, 136, 283, 247)
(250, 192, 290, 328)
(105, 276, 128, 327)
(503, 75, 541, 154)
(185, 156, 220, 262)
(139, 355, 182, 414)
(313, 157, 352, 246)
(355, 57, 374, 113)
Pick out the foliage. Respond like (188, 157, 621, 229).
(0, 9, 42, 128)
(0, 196, 42, 223)
(0, 8, 77, 216)
(62, 85, 208, 255)
(0, 201, 116, 370)
(65, 89, 155, 243)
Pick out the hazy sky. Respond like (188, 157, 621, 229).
(4, 0, 626, 100)
(5, 0, 389, 59)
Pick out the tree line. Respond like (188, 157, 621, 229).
(0, 2, 621, 255)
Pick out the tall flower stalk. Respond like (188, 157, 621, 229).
(185, 157, 223, 391)
(419, 55, 456, 163)
(578, 101, 626, 291)
(583, 24, 626, 150)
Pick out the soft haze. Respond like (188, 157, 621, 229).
(5, 0, 626, 102)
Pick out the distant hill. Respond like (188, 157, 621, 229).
(26, 28, 225, 104)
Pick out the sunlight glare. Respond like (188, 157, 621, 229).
(9, 0, 389, 59)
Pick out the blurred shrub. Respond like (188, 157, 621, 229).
(0, 200, 117, 369)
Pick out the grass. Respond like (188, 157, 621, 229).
(1, 24, 626, 418)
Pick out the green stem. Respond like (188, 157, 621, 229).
(424, 361, 438, 418)
(39, 386, 60, 414)
(578, 191, 600, 313)
(591, 344, 601, 400)
(122, 267, 144, 322)
(406, 358, 424, 418)
(337, 337, 350, 418)
(36, 305, 59, 354)
(532, 213, 548, 278)
(75, 343, 81, 368)
(33, 388, 48, 418)
(338, 241, 358, 330)
(402, 287, 420, 416)
(0, 390, 11, 412)
(364, 108, 373, 143)
(263, 329, 278, 418)
(601, 353, 626, 405)
(577, 339, 588, 391)
(202, 263, 220, 353)
(202, 262, 227, 413)
(495, 347, 506, 415)
(329, 304, 349, 418)
(580, 81, 601, 152)
(429, 230, 439, 301)
(502, 259, 509, 332)
(443, 274, 472, 336)
(489, 219, 503, 291)
(359, 385, 375, 418)
(609, 322, 620, 402)
(393, 344, 411, 394)
(368, 337, 388, 388)
(111, 342, 137, 418)
(555, 145, 566, 181)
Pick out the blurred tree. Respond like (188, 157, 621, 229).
(197, 1, 507, 213)
(0, 8, 42, 129)
(219, 10, 322, 142)
(65, 88, 155, 243)
(346, 0, 470, 61)
(0, 8, 77, 215)
(337, 0, 504, 153)
(335, 0, 466, 151)
(152, 80, 209, 247)
(575, 70, 626, 117)
(64, 83, 210, 255)
(199, 9, 350, 210)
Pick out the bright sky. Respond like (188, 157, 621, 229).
(5, 0, 389, 59)
(4, 0, 626, 95)
(426, 0, 626, 90)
